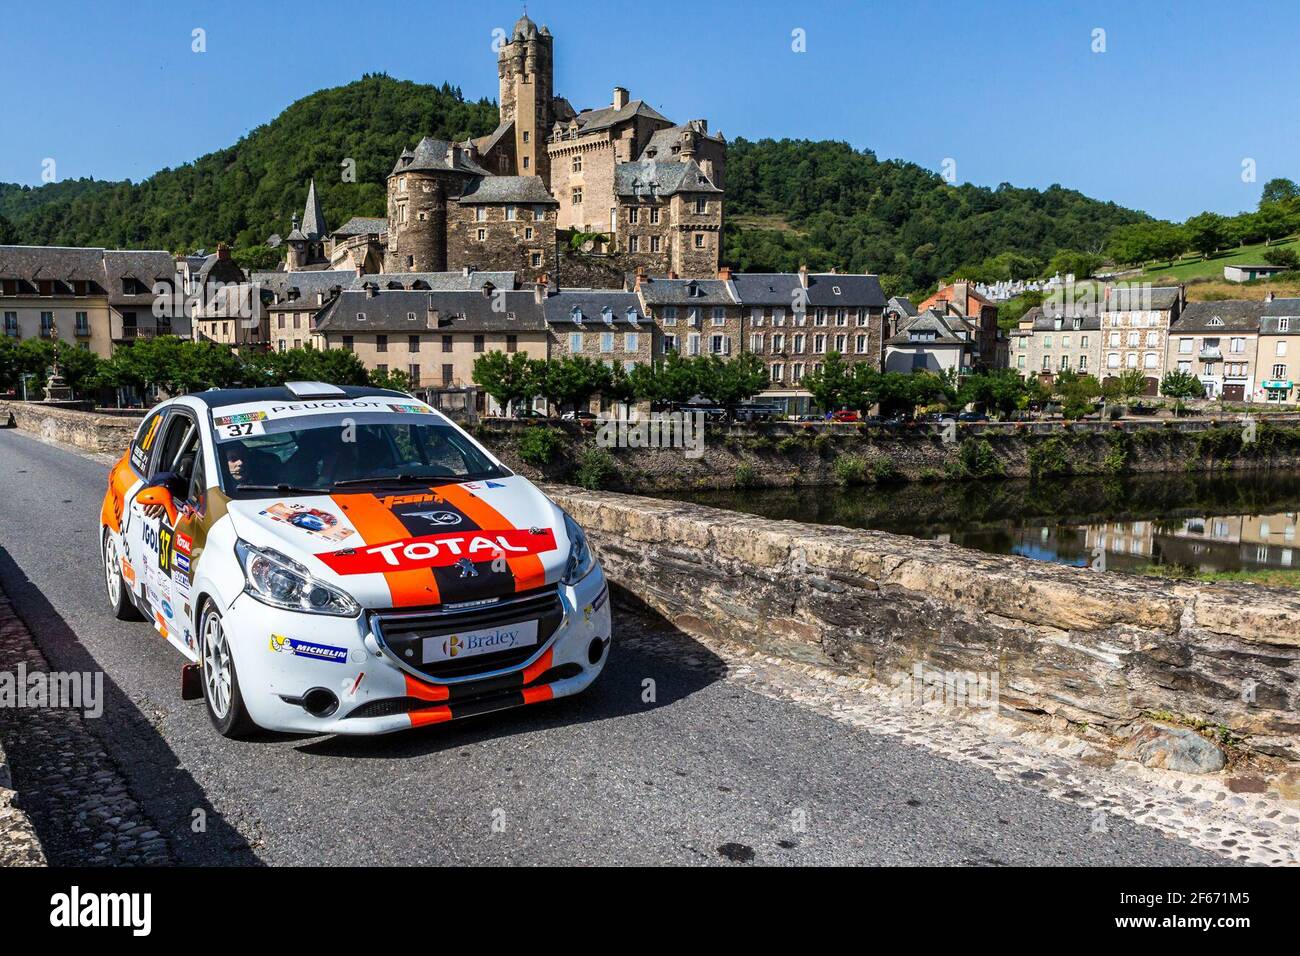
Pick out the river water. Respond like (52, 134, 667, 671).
(663, 470, 1300, 575)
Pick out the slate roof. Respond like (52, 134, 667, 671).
(0, 246, 179, 303)
(332, 216, 387, 237)
(347, 271, 516, 292)
(391, 137, 492, 176)
(565, 99, 671, 136)
(1106, 284, 1181, 312)
(727, 272, 885, 309)
(885, 309, 976, 347)
(251, 270, 351, 304)
(1019, 306, 1102, 331)
(543, 290, 646, 326)
(638, 121, 725, 161)
(473, 121, 514, 158)
(1171, 300, 1264, 332)
(316, 289, 547, 333)
(614, 158, 721, 198)
(300, 179, 327, 240)
(634, 277, 734, 306)
(457, 176, 558, 205)
(886, 296, 918, 318)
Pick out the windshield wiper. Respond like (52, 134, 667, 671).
(236, 483, 331, 494)
(330, 474, 439, 488)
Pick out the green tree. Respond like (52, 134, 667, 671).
(801, 351, 848, 413)
(1103, 367, 1149, 404)
(1260, 178, 1300, 208)
(1183, 212, 1229, 258)
(1159, 369, 1205, 399)
(655, 351, 700, 406)
(958, 368, 1031, 418)
(544, 356, 611, 415)
(695, 353, 768, 406)
(369, 367, 413, 392)
(471, 350, 537, 416)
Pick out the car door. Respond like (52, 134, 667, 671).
(126, 406, 198, 639)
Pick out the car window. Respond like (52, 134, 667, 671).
(154, 413, 196, 478)
(129, 410, 166, 474)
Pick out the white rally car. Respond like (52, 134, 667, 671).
(99, 382, 611, 738)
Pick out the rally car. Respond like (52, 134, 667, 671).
(99, 382, 611, 738)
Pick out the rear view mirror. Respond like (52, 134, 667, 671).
(136, 486, 178, 525)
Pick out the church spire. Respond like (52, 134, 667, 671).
(300, 178, 327, 240)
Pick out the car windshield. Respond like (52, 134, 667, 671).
(213, 415, 510, 496)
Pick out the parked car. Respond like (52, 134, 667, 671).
(957, 411, 988, 422)
(679, 404, 728, 423)
(732, 403, 783, 423)
(830, 409, 861, 423)
(513, 408, 550, 420)
(560, 410, 598, 422)
(98, 382, 611, 739)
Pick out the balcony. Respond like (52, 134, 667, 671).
(1199, 347, 1222, 361)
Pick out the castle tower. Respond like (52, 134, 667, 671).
(497, 14, 554, 186)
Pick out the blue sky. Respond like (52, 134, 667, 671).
(3, 0, 1295, 221)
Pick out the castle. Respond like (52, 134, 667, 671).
(280, 14, 725, 285)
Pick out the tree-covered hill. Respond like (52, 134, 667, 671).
(723, 138, 1150, 293)
(1, 75, 1150, 292)
(4, 74, 498, 259)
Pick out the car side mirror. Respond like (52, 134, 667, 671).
(136, 485, 179, 525)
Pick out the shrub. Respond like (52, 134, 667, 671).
(1103, 430, 1131, 474)
(956, 437, 1003, 478)
(574, 448, 618, 490)
(777, 435, 801, 455)
(735, 462, 758, 488)
(517, 426, 563, 467)
(1028, 435, 1073, 478)
(834, 455, 868, 485)
(813, 431, 834, 456)
(871, 456, 901, 483)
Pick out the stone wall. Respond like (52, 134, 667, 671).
(548, 486, 1300, 763)
(0, 400, 139, 457)
(474, 417, 1300, 491)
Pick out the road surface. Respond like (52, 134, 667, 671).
(0, 429, 1227, 865)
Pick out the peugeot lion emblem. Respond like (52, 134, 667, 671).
(455, 557, 479, 578)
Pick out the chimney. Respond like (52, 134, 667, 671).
(534, 274, 548, 304)
(446, 144, 463, 167)
(217, 242, 230, 260)
(718, 266, 732, 281)
(798, 264, 808, 289)
(668, 271, 679, 280)
(634, 265, 647, 291)
(613, 86, 629, 110)
(426, 292, 438, 327)
(481, 280, 495, 298)
(1267, 291, 1276, 302)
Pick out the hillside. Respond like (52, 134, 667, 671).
(2, 76, 1149, 291)
(4, 75, 499, 257)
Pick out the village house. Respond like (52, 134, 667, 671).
(1259, 296, 1300, 404)
(1010, 304, 1101, 381)
(1101, 284, 1183, 394)
(885, 307, 982, 376)
(1165, 300, 1262, 401)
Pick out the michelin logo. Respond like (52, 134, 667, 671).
(269, 634, 348, 663)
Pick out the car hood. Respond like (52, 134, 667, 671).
(224, 475, 570, 609)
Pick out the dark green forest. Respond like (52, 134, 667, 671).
(1, 74, 1150, 292)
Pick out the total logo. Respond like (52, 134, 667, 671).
(317, 528, 557, 575)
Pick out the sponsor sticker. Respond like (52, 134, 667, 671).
(261, 502, 355, 542)
(174, 552, 191, 573)
(214, 410, 268, 441)
(423, 619, 539, 664)
(269, 634, 348, 664)
(175, 533, 193, 555)
(316, 528, 557, 575)
(388, 403, 435, 414)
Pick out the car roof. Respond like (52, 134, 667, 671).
(189, 384, 411, 409)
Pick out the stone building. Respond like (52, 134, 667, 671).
(917, 281, 1001, 368)
(1259, 297, 1300, 403)
(314, 284, 550, 412)
(1165, 300, 1262, 401)
(1009, 305, 1102, 381)
(0, 245, 187, 359)
(283, 179, 332, 271)
(1100, 284, 1183, 394)
(884, 308, 983, 376)
(632, 272, 740, 360)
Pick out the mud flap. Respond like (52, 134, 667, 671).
(181, 663, 203, 701)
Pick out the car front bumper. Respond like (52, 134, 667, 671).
(222, 566, 612, 735)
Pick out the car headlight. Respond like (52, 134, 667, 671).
(234, 539, 360, 617)
(561, 512, 596, 585)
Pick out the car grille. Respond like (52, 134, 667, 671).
(343, 663, 583, 720)
(371, 585, 563, 681)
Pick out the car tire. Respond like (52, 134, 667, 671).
(198, 602, 257, 739)
(103, 529, 144, 621)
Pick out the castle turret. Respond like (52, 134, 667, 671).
(497, 14, 554, 186)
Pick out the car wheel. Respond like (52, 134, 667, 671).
(199, 603, 257, 739)
(103, 529, 144, 621)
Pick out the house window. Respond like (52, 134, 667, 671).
(1231, 337, 1246, 353)
(793, 334, 804, 353)
(408, 364, 420, 385)
(475, 207, 487, 222)
(712, 307, 725, 326)
(3, 312, 17, 336)
(770, 363, 784, 382)
(1143, 352, 1158, 369)
(572, 155, 582, 173)
(376, 334, 387, 353)
(663, 334, 677, 353)
(650, 207, 660, 224)
(40, 312, 54, 337)
(836, 309, 847, 327)
(650, 236, 661, 253)
(601, 332, 614, 353)
(522, 131, 529, 143)
(342, 336, 354, 352)
(629, 236, 639, 253)
(473, 335, 485, 352)
(572, 188, 583, 205)
(1017, 354, 1026, 369)
(855, 334, 866, 353)
(694, 233, 704, 248)
(625, 332, 639, 352)
(441, 364, 453, 385)
(477, 228, 487, 241)
(1042, 355, 1051, 370)
(569, 332, 582, 353)
(441, 334, 453, 352)
(695, 197, 707, 214)
(772, 333, 784, 352)
(525, 227, 534, 240)
(688, 333, 700, 356)
(629, 208, 639, 225)
(1274, 363, 1288, 379)
(75, 312, 89, 335)
(531, 253, 542, 268)
(663, 307, 677, 326)
(751, 334, 763, 352)
(505, 206, 517, 221)
(522, 157, 529, 170)
(814, 334, 825, 353)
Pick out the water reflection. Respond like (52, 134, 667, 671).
(664, 472, 1300, 574)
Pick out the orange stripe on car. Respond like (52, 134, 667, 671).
(521, 647, 553, 685)
(436, 484, 547, 592)
(332, 493, 441, 607)
(403, 673, 451, 703)
(521, 684, 554, 705)
(407, 706, 453, 728)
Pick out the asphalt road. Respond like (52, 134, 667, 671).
(0, 428, 1226, 865)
